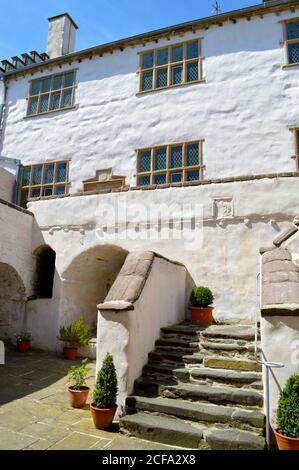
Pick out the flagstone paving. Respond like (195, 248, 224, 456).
(0, 346, 178, 450)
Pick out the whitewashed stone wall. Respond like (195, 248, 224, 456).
(1, 9, 299, 192)
(0, 168, 14, 202)
(27, 176, 299, 332)
(0, 201, 33, 340)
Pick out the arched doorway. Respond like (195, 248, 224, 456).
(60, 245, 128, 329)
(0, 262, 26, 341)
(33, 245, 56, 298)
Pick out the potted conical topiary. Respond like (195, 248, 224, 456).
(67, 359, 91, 408)
(90, 352, 118, 430)
(189, 286, 214, 326)
(273, 374, 299, 450)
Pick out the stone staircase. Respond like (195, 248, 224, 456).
(119, 322, 266, 450)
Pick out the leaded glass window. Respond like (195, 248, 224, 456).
(170, 146, 183, 168)
(186, 144, 199, 166)
(139, 151, 151, 172)
(157, 48, 168, 66)
(136, 141, 204, 186)
(138, 175, 151, 186)
(156, 68, 168, 88)
(139, 39, 202, 92)
(154, 173, 166, 185)
(288, 42, 299, 64)
(154, 148, 167, 170)
(172, 66, 182, 85)
(142, 71, 153, 91)
(27, 70, 76, 116)
(19, 160, 70, 208)
(187, 62, 198, 82)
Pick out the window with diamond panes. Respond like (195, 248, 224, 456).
(27, 70, 76, 116)
(136, 140, 204, 186)
(19, 160, 70, 208)
(139, 39, 202, 92)
(284, 20, 299, 65)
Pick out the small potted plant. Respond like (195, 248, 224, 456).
(16, 332, 32, 352)
(58, 317, 91, 360)
(273, 374, 299, 450)
(189, 286, 214, 326)
(67, 358, 91, 408)
(90, 352, 118, 430)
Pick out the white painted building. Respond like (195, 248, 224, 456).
(1, 0, 299, 355)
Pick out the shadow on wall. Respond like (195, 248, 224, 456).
(59, 244, 129, 330)
(24, 244, 62, 352)
(0, 262, 26, 342)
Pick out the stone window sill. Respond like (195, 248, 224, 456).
(23, 104, 78, 119)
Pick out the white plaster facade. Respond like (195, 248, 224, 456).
(1, 8, 299, 192)
(0, 1, 299, 364)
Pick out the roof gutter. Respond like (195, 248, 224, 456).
(3, 0, 299, 79)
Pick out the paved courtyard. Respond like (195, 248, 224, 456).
(0, 346, 176, 450)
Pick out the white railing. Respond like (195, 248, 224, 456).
(255, 269, 284, 450)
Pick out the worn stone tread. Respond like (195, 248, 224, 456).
(155, 338, 199, 351)
(161, 383, 263, 407)
(119, 412, 204, 449)
(126, 396, 265, 429)
(149, 350, 203, 365)
(204, 427, 265, 450)
(203, 355, 262, 372)
(201, 325, 256, 341)
(190, 367, 262, 386)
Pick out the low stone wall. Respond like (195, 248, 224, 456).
(96, 251, 192, 410)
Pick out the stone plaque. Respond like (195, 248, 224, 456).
(212, 198, 234, 219)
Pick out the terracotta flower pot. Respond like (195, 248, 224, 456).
(67, 386, 90, 408)
(274, 429, 299, 450)
(63, 347, 78, 360)
(17, 340, 30, 352)
(189, 306, 213, 326)
(90, 403, 117, 430)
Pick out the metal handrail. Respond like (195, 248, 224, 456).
(255, 268, 284, 450)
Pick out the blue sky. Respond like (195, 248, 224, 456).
(0, 0, 258, 60)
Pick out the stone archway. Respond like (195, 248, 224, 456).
(0, 262, 26, 341)
(59, 245, 128, 329)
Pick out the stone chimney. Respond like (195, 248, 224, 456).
(46, 13, 78, 59)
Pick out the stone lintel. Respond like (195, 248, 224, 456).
(273, 226, 298, 247)
(97, 300, 134, 311)
(261, 304, 299, 316)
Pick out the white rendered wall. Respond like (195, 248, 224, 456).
(0, 168, 14, 202)
(27, 176, 299, 328)
(0, 202, 33, 292)
(97, 255, 187, 408)
(1, 10, 299, 192)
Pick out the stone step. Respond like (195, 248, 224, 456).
(204, 427, 265, 450)
(134, 377, 178, 396)
(161, 324, 205, 337)
(120, 412, 205, 449)
(190, 367, 262, 388)
(201, 325, 257, 341)
(143, 363, 189, 381)
(126, 396, 265, 431)
(120, 412, 265, 450)
(155, 338, 199, 352)
(149, 350, 203, 365)
(161, 383, 263, 407)
(203, 355, 262, 372)
(200, 340, 260, 359)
